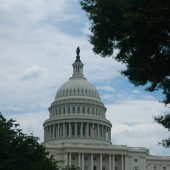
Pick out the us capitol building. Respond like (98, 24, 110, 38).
(43, 48, 170, 170)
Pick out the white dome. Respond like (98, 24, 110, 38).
(55, 76, 101, 101)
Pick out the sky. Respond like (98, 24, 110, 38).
(0, 0, 169, 156)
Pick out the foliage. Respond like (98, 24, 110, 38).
(0, 113, 79, 170)
(81, 0, 170, 147)
(154, 114, 170, 148)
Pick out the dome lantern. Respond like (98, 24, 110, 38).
(72, 47, 84, 77)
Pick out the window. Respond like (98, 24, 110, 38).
(133, 167, 139, 170)
(77, 124, 80, 136)
(163, 167, 166, 170)
(93, 156, 97, 161)
(72, 124, 75, 136)
(78, 107, 80, 113)
(102, 166, 105, 170)
(115, 167, 118, 170)
(87, 108, 89, 114)
(93, 166, 96, 170)
(85, 156, 88, 160)
(68, 107, 70, 114)
(66, 125, 69, 136)
(154, 167, 156, 169)
(92, 108, 94, 115)
(83, 107, 85, 114)
(134, 158, 138, 162)
(73, 107, 75, 114)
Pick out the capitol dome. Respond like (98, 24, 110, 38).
(55, 75, 101, 101)
(43, 47, 111, 145)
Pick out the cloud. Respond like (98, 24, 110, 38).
(5, 112, 48, 141)
(97, 85, 116, 92)
(21, 65, 48, 81)
(106, 98, 169, 155)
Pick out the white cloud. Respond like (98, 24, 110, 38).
(5, 112, 48, 141)
(132, 90, 140, 94)
(97, 85, 116, 92)
(21, 65, 48, 81)
(106, 99, 169, 155)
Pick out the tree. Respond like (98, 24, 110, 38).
(0, 113, 80, 170)
(0, 113, 58, 170)
(80, 0, 170, 147)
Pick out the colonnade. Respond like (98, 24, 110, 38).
(64, 152, 128, 170)
(44, 122, 111, 142)
(50, 105, 105, 118)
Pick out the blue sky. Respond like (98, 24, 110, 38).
(0, 0, 169, 156)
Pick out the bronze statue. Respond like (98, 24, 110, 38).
(76, 46, 80, 56)
(76, 46, 81, 62)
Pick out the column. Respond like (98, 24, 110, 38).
(64, 153, 68, 166)
(44, 128, 46, 141)
(92, 123, 94, 138)
(103, 126, 106, 139)
(98, 124, 100, 139)
(121, 155, 124, 170)
(53, 125, 55, 138)
(63, 123, 65, 138)
(80, 122, 83, 137)
(100, 154, 102, 170)
(69, 122, 71, 137)
(58, 123, 60, 138)
(125, 155, 127, 170)
(102, 125, 104, 139)
(48, 127, 50, 140)
(54, 125, 56, 138)
(109, 129, 111, 142)
(49, 125, 51, 139)
(46, 127, 48, 140)
(91, 153, 93, 170)
(82, 153, 84, 170)
(109, 154, 111, 170)
(75, 122, 77, 137)
(112, 155, 115, 170)
(50, 125, 53, 139)
(69, 152, 72, 166)
(78, 153, 81, 168)
(86, 123, 89, 138)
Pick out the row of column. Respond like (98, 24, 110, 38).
(64, 153, 127, 170)
(50, 106, 105, 118)
(44, 122, 111, 142)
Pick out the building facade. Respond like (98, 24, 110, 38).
(43, 48, 170, 170)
